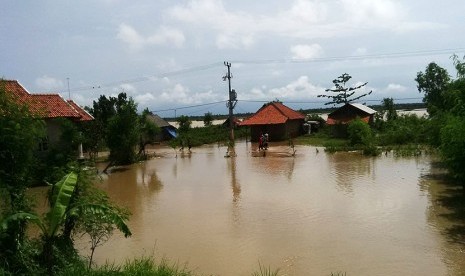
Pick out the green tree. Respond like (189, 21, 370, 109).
(203, 112, 213, 127)
(451, 54, 465, 79)
(318, 73, 372, 106)
(106, 93, 140, 165)
(177, 115, 191, 133)
(382, 98, 398, 121)
(347, 118, 373, 146)
(415, 62, 450, 115)
(440, 116, 465, 182)
(85, 95, 117, 152)
(138, 109, 161, 159)
(0, 80, 45, 260)
(0, 172, 131, 274)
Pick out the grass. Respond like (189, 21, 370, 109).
(295, 133, 348, 147)
(56, 256, 194, 276)
(251, 262, 280, 276)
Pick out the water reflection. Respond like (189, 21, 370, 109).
(326, 152, 374, 194)
(228, 156, 241, 203)
(421, 161, 465, 275)
(49, 142, 464, 275)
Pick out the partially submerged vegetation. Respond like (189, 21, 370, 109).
(2, 54, 465, 275)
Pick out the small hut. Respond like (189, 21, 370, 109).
(326, 103, 376, 125)
(326, 103, 376, 137)
(239, 102, 305, 141)
(146, 113, 177, 141)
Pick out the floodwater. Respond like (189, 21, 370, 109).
(33, 140, 465, 275)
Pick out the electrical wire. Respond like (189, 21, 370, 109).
(65, 47, 465, 94)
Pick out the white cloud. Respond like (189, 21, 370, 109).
(117, 23, 145, 50)
(114, 83, 137, 94)
(147, 26, 185, 48)
(135, 93, 156, 105)
(35, 76, 64, 91)
(216, 33, 255, 49)
(117, 23, 185, 50)
(158, 83, 220, 105)
(353, 47, 368, 56)
(167, 0, 442, 48)
(245, 76, 325, 101)
(386, 83, 407, 92)
(290, 44, 324, 60)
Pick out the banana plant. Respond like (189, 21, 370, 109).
(0, 172, 131, 273)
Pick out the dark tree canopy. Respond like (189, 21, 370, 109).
(177, 115, 192, 133)
(203, 112, 213, 127)
(318, 73, 372, 106)
(415, 62, 450, 115)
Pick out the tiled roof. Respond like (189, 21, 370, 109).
(240, 102, 305, 126)
(2, 80, 93, 121)
(67, 100, 94, 121)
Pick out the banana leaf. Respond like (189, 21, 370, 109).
(0, 212, 46, 235)
(45, 172, 78, 237)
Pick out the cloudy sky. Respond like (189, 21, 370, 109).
(2, 0, 464, 116)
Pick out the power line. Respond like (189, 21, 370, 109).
(151, 96, 424, 115)
(151, 100, 228, 113)
(64, 47, 464, 94)
(230, 47, 465, 65)
(68, 62, 223, 92)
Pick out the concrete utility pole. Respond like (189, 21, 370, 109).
(223, 61, 237, 152)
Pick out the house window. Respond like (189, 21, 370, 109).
(38, 137, 49, 151)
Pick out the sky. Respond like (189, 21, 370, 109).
(2, 0, 465, 117)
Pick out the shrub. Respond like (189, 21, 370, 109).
(440, 116, 465, 182)
(347, 118, 373, 146)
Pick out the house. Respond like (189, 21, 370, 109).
(326, 103, 376, 125)
(239, 102, 305, 141)
(222, 117, 241, 128)
(2, 80, 93, 153)
(145, 112, 177, 141)
(326, 103, 376, 137)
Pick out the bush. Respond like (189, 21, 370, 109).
(376, 114, 429, 146)
(347, 118, 373, 146)
(440, 116, 465, 181)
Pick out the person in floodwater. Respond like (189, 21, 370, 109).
(264, 133, 269, 150)
(258, 133, 264, 151)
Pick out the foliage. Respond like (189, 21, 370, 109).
(0, 80, 46, 261)
(451, 54, 465, 78)
(376, 114, 429, 146)
(347, 118, 373, 146)
(170, 125, 248, 149)
(85, 95, 118, 154)
(440, 116, 465, 181)
(138, 109, 161, 159)
(176, 115, 191, 133)
(415, 62, 450, 115)
(251, 261, 280, 276)
(382, 98, 397, 121)
(318, 73, 372, 106)
(1, 172, 131, 274)
(106, 93, 140, 165)
(203, 112, 213, 127)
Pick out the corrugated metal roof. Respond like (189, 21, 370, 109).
(146, 113, 173, 128)
(349, 103, 377, 114)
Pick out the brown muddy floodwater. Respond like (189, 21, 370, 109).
(33, 140, 465, 275)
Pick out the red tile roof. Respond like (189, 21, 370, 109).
(240, 102, 305, 126)
(67, 100, 93, 121)
(2, 80, 93, 121)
